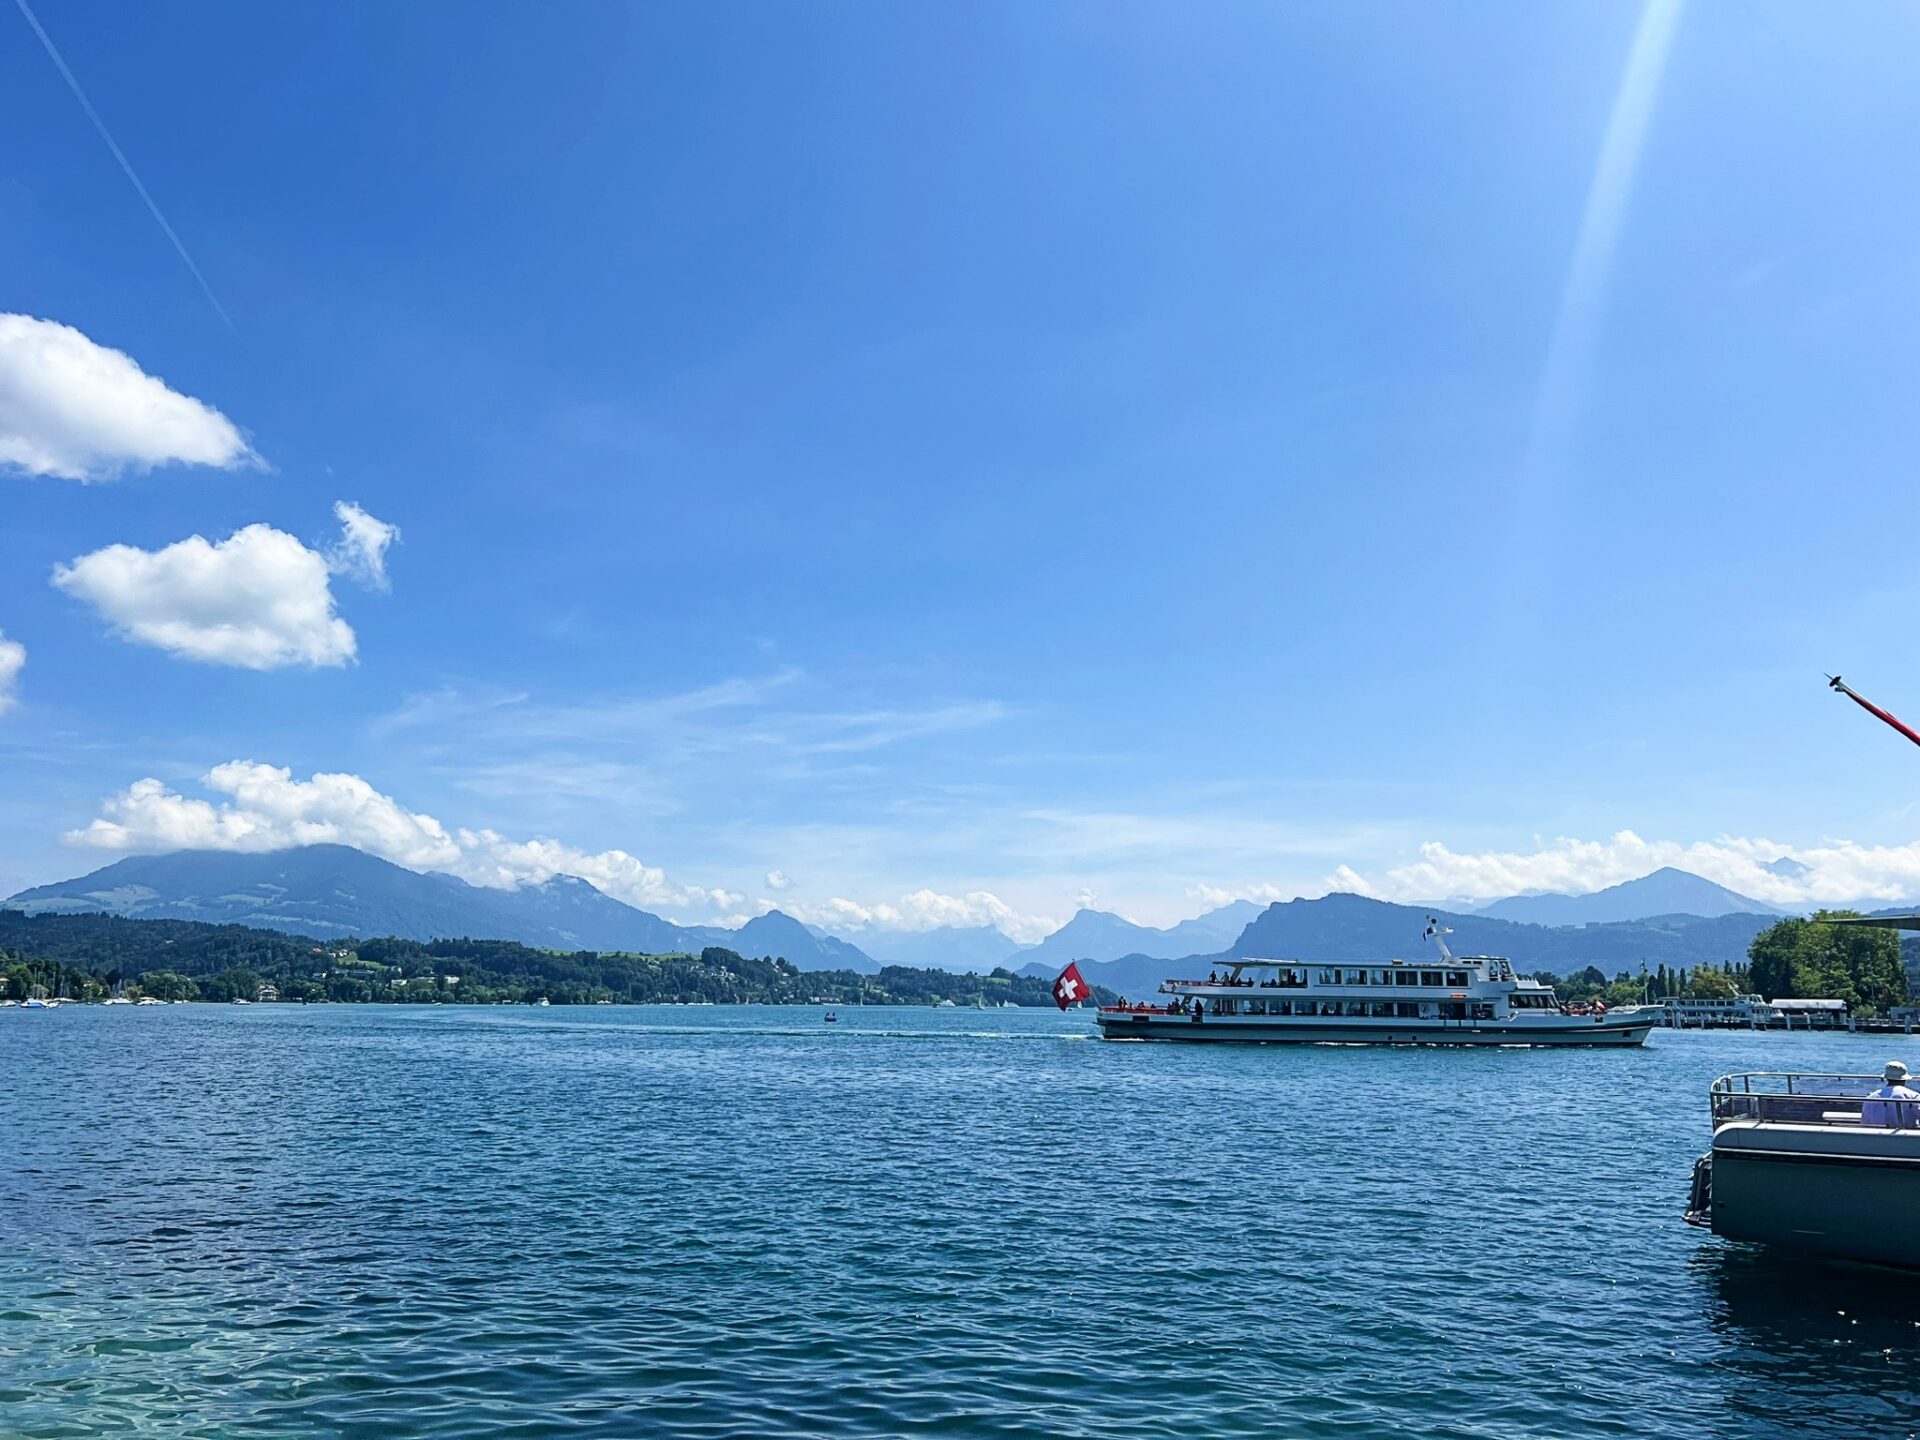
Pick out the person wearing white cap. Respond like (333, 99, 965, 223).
(1860, 1060, 1919, 1128)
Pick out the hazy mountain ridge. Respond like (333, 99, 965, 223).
(1474, 867, 1782, 925)
(852, 925, 1029, 973)
(5, 847, 879, 970)
(1002, 900, 1262, 971)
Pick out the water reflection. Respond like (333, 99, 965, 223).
(1691, 1241, 1920, 1436)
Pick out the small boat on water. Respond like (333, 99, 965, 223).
(1685, 1067, 1920, 1269)
(823, 1011, 838, 1023)
(21, 997, 49, 1010)
(1096, 928, 1661, 1046)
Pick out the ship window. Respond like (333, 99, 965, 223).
(1445, 970, 1468, 987)
(1470, 1003, 1494, 1020)
(1369, 1001, 1394, 1018)
(1370, 969, 1391, 985)
(1316, 970, 1338, 986)
(1394, 970, 1419, 987)
(1420, 971, 1443, 986)
(1441, 1002, 1465, 1020)
(1395, 1002, 1421, 1018)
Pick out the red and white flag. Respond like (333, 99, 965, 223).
(1052, 962, 1089, 1010)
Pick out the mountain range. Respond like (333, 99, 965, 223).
(854, 925, 1031, 972)
(1004, 901, 1263, 972)
(7, 846, 1811, 987)
(3, 845, 884, 972)
(1471, 867, 1781, 925)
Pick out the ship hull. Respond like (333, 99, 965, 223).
(1700, 1126, 1920, 1268)
(1094, 1013, 1655, 1046)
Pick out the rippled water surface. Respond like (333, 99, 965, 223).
(3, 1005, 1917, 1438)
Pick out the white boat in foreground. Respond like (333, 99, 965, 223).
(1685, 1070, 1920, 1269)
(1097, 931, 1660, 1046)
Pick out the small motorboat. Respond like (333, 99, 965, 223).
(823, 1011, 838, 1023)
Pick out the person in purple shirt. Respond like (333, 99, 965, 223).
(1860, 1060, 1920, 1127)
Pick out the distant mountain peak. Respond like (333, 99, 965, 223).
(1474, 868, 1778, 926)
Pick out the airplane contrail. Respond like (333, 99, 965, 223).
(13, 0, 236, 331)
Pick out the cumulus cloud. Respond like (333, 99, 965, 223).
(1334, 830, 1920, 910)
(68, 762, 741, 914)
(0, 314, 258, 481)
(0, 629, 23, 713)
(326, 501, 399, 590)
(54, 524, 356, 669)
(780, 889, 1056, 944)
(765, 869, 793, 891)
(51, 504, 396, 670)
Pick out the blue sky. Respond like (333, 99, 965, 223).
(3, 1, 1920, 937)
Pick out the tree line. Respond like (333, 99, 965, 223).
(1529, 910, 1912, 1015)
(0, 911, 1097, 1007)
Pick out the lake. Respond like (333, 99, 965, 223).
(2, 1004, 1915, 1438)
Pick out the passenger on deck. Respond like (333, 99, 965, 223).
(1862, 1060, 1920, 1127)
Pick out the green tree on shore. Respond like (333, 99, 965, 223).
(1747, 912, 1909, 1015)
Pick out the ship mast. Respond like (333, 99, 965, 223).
(1828, 675, 1920, 750)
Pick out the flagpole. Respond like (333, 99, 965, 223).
(1829, 675, 1920, 750)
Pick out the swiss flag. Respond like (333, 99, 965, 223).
(1052, 962, 1089, 1010)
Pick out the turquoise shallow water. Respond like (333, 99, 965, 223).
(2, 1004, 1916, 1439)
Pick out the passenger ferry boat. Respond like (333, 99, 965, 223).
(1685, 1071, 1920, 1269)
(1096, 931, 1660, 1046)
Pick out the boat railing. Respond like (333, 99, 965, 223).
(1709, 1072, 1894, 1128)
(1098, 1002, 1172, 1015)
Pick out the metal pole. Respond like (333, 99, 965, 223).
(1829, 676, 1920, 749)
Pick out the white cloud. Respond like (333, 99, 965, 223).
(765, 869, 793, 891)
(326, 501, 399, 591)
(782, 889, 1056, 944)
(1335, 830, 1920, 910)
(0, 629, 23, 714)
(51, 504, 394, 670)
(0, 314, 258, 481)
(54, 524, 355, 669)
(68, 762, 742, 914)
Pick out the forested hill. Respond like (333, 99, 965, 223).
(0, 910, 1085, 1007)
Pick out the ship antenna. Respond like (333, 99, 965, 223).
(1423, 916, 1454, 963)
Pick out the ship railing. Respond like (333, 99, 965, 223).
(1708, 1072, 1891, 1128)
(1097, 1002, 1172, 1015)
